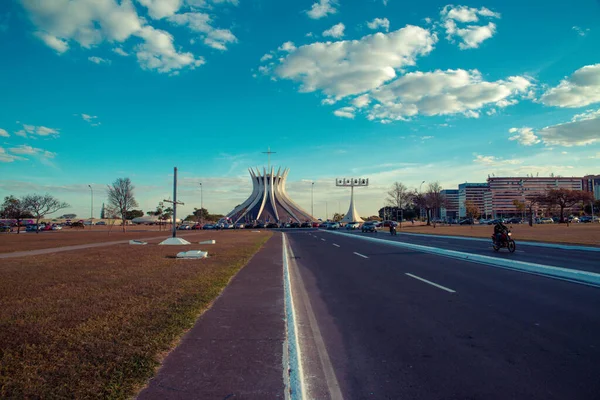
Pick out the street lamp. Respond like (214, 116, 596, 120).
(88, 184, 93, 229)
(419, 180, 425, 220)
(311, 182, 314, 219)
(199, 182, 203, 225)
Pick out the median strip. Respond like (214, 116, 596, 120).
(325, 231, 600, 288)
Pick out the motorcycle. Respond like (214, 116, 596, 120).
(492, 230, 516, 253)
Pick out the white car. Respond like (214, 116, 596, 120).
(346, 222, 361, 230)
(52, 225, 63, 230)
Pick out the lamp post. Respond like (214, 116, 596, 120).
(326, 201, 328, 221)
(88, 185, 93, 230)
(311, 182, 314, 219)
(199, 182, 203, 225)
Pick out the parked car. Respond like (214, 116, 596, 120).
(83, 221, 93, 226)
(301, 222, 312, 228)
(326, 222, 340, 230)
(290, 222, 301, 228)
(234, 222, 245, 229)
(266, 222, 279, 228)
(459, 218, 474, 225)
(51, 224, 63, 230)
(567, 216, 580, 223)
(346, 222, 361, 230)
(361, 222, 377, 233)
(191, 223, 203, 230)
(256, 222, 266, 229)
(202, 224, 215, 230)
(95, 221, 106, 225)
(245, 222, 255, 229)
(539, 217, 554, 224)
(25, 224, 40, 232)
(319, 222, 328, 228)
(0, 225, 12, 233)
(506, 217, 523, 224)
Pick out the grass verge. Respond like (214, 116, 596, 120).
(0, 231, 272, 399)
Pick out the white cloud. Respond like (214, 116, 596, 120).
(36, 126, 60, 136)
(20, 0, 213, 74)
(306, 0, 338, 19)
(78, 113, 100, 126)
(441, 5, 500, 49)
(473, 155, 523, 166)
(137, 0, 182, 19)
(15, 123, 60, 138)
(88, 56, 110, 64)
(572, 26, 590, 37)
(135, 25, 204, 73)
(321, 98, 336, 105)
(537, 108, 600, 147)
(9, 145, 56, 160)
(15, 130, 27, 138)
(0, 128, 8, 137)
(167, 12, 237, 51)
(260, 53, 273, 62)
(113, 47, 129, 56)
(278, 41, 296, 52)
(508, 127, 540, 146)
(367, 69, 532, 120)
(334, 107, 355, 118)
(540, 63, 600, 108)
(270, 26, 437, 98)
(352, 94, 370, 108)
(323, 22, 345, 39)
(367, 18, 390, 32)
(34, 31, 69, 53)
(0, 147, 26, 163)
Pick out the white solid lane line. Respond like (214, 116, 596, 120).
(353, 252, 369, 259)
(405, 273, 456, 293)
(321, 238, 326, 241)
(332, 244, 340, 247)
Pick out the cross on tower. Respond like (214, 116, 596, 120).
(262, 147, 276, 171)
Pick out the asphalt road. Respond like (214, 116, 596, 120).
(286, 230, 600, 400)
(338, 228, 600, 273)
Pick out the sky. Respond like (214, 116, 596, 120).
(0, 0, 599, 220)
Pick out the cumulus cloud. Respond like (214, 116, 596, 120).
(323, 22, 345, 38)
(135, 25, 204, 73)
(367, 18, 390, 32)
(260, 53, 273, 62)
(441, 5, 500, 49)
(508, 127, 540, 146)
(167, 12, 237, 51)
(537, 108, 600, 147)
(15, 123, 60, 138)
(334, 107, 355, 118)
(367, 69, 532, 121)
(540, 63, 600, 108)
(269, 26, 437, 98)
(0, 147, 26, 163)
(0, 128, 8, 137)
(113, 47, 129, 56)
(278, 41, 296, 52)
(306, 0, 338, 19)
(473, 155, 523, 166)
(19, 0, 232, 74)
(137, 0, 182, 19)
(352, 94, 370, 108)
(7, 145, 56, 165)
(88, 56, 110, 64)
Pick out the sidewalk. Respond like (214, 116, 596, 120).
(137, 234, 286, 399)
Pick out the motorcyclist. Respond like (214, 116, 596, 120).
(493, 220, 509, 244)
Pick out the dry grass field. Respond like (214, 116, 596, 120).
(395, 223, 600, 246)
(0, 231, 272, 399)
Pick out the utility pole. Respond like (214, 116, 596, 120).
(199, 182, 203, 225)
(88, 184, 93, 230)
(163, 167, 184, 238)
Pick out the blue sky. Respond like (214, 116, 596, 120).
(0, 0, 599, 220)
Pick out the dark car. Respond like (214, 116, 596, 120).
(301, 222, 312, 228)
(266, 222, 278, 228)
(290, 222, 301, 228)
(0, 225, 12, 233)
(256, 222, 266, 229)
(459, 218, 474, 225)
(202, 224, 215, 230)
(244, 222, 255, 228)
(361, 222, 377, 233)
(319, 222, 328, 228)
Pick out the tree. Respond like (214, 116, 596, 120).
(332, 213, 344, 222)
(125, 209, 144, 220)
(107, 177, 139, 232)
(22, 194, 70, 234)
(59, 213, 77, 219)
(193, 207, 210, 222)
(512, 199, 526, 219)
(386, 182, 412, 225)
(584, 200, 600, 215)
(1, 196, 34, 234)
(100, 203, 105, 219)
(464, 200, 480, 225)
(425, 182, 446, 226)
(543, 189, 593, 223)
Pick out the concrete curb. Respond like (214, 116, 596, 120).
(282, 233, 305, 400)
(324, 231, 600, 287)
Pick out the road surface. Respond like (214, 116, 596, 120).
(286, 230, 600, 399)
